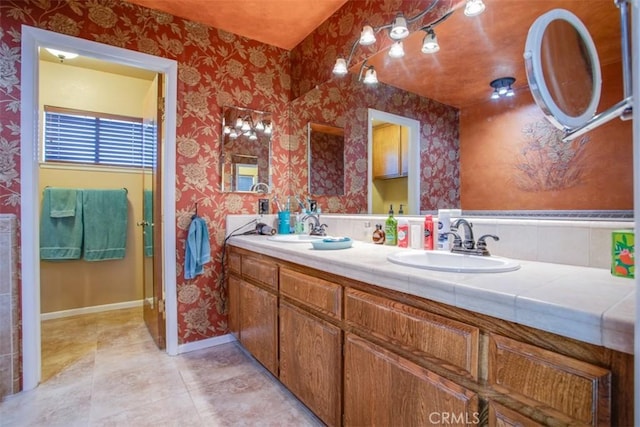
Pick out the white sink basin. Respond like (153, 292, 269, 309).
(267, 234, 325, 243)
(387, 250, 520, 273)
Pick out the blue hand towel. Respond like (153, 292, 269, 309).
(184, 216, 211, 279)
(82, 189, 128, 261)
(40, 189, 83, 260)
(143, 189, 154, 257)
(48, 188, 77, 218)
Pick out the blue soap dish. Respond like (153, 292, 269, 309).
(310, 237, 353, 250)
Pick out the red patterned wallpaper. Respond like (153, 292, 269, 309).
(309, 131, 345, 196)
(290, 74, 460, 213)
(0, 0, 291, 344)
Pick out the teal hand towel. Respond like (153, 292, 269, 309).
(48, 188, 77, 217)
(184, 216, 211, 279)
(40, 189, 83, 260)
(143, 189, 154, 257)
(82, 189, 128, 261)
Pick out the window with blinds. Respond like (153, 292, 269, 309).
(43, 106, 156, 168)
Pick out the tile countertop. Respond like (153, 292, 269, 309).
(228, 235, 635, 355)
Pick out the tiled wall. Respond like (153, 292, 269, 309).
(226, 214, 634, 270)
(0, 214, 19, 399)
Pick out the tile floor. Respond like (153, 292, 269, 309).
(0, 308, 323, 426)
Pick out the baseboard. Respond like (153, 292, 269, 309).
(177, 334, 237, 354)
(40, 300, 143, 321)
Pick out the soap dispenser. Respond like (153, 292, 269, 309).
(385, 204, 398, 246)
(372, 224, 385, 244)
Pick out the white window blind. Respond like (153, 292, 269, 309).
(44, 106, 156, 168)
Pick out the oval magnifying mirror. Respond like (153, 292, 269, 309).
(524, 9, 602, 131)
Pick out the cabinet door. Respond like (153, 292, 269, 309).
(227, 274, 240, 339)
(344, 333, 478, 427)
(279, 301, 341, 427)
(400, 125, 408, 176)
(239, 280, 278, 375)
(373, 124, 401, 179)
(489, 401, 544, 427)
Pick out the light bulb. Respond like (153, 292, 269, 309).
(491, 90, 499, 100)
(332, 58, 348, 75)
(241, 120, 251, 132)
(255, 121, 265, 131)
(264, 124, 272, 135)
(389, 13, 409, 40)
(388, 41, 405, 58)
(229, 129, 238, 139)
(223, 126, 231, 134)
(506, 87, 515, 97)
(464, 0, 485, 17)
(359, 25, 376, 46)
(249, 131, 258, 141)
(498, 86, 508, 96)
(421, 30, 439, 54)
(234, 118, 243, 129)
(363, 66, 378, 84)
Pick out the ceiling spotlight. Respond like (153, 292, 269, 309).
(332, 58, 348, 75)
(363, 66, 378, 84)
(388, 41, 405, 58)
(421, 29, 439, 54)
(464, 0, 486, 17)
(389, 12, 409, 40)
(45, 48, 79, 62)
(359, 25, 376, 46)
(489, 77, 516, 100)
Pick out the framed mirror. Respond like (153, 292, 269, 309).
(524, 9, 602, 131)
(221, 106, 272, 192)
(307, 122, 345, 196)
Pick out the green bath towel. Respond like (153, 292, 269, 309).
(40, 188, 83, 260)
(143, 189, 154, 257)
(82, 189, 128, 261)
(48, 187, 77, 217)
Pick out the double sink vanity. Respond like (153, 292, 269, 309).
(226, 216, 634, 426)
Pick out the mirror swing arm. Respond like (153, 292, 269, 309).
(524, 0, 633, 143)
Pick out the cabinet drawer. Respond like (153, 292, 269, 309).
(345, 289, 479, 380)
(280, 268, 341, 319)
(488, 334, 611, 426)
(488, 401, 543, 427)
(242, 256, 278, 291)
(228, 251, 241, 275)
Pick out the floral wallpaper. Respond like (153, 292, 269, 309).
(290, 74, 460, 213)
(0, 0, 291, 344)
(309, 130, 345, 196)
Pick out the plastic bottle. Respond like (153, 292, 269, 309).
(437, 209, 452, 250)
(384, 204, 398, 246)
(397, 217, 409, 248)
(372, 224, 385, 244)
(424, 215, 434, 250)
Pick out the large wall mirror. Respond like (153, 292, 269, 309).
(307, 122, 345, 196)
(220, 106, 272, 192)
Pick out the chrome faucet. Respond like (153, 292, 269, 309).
(303, 213, 327, 236)
(449, 218, 500, 256)
(451, 218, 475, 250)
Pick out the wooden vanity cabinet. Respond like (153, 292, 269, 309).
(228, 251, 278, 375)
(227, 247, 632, 427)
(279, 268, 342, 427)
(344, 333, 479, 427)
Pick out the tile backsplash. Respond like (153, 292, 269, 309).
(226, 214, 634, 269)
(0, 214, 19, 399)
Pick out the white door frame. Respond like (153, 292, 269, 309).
(367, 108, 421, 214)
(20, 25, 178, 391)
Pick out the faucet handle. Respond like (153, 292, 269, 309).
(477, 234, 499, 255)
(442, 231, 462, 249)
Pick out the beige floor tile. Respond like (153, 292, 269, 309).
(1, 308, 320, 427)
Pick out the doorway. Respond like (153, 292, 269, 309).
(367, 109, 420, 214)
(20, 25, 178, 391)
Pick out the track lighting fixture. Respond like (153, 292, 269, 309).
(331, 1, 485, 81)
(490, 77, 515, 100)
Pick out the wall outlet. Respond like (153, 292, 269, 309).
(258, 198, 270, 215)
